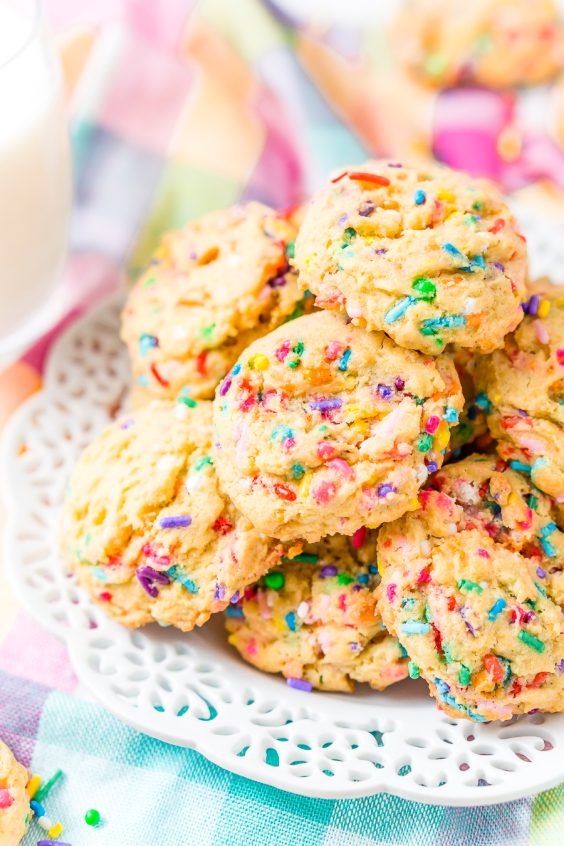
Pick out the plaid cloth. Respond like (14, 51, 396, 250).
(0, 1, 563, 843)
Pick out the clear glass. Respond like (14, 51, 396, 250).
(0, 0, 72, 360)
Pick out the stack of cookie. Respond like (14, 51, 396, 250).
(61, 160, 564, 722)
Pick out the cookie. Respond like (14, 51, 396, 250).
(122, 202, 308, 406)
(377, 454, 564, 722)
(213, 310, 464, 542)
(447, 348, 491, 459)
(0, 740, 29, 846)
(392, 0, 562, 90)
(474, 282, 564, 501)
(61, 400, 282, 630)
(294, 160, 527, 355)
(225, 533, 408, 692)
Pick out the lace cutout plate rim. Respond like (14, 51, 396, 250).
(3, 208, 564, 804)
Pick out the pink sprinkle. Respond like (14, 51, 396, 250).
(425, 415, 440, 434)
(313, 480, 337, 504)
(416, 567, 431, 584)
(327, 458, 353, 479)
(0, 789, 13, 809)
(317, 442, 336, 460)
(324, 341, 343, 361)
(246, 639, 258, 656)
(386, 584, 397, 602)
(338, 593, 347, 612)
(352, 526, 366, 549)
(533, 320, 549, 345)
(477, 548, 491, 558)
(275, 340, 291, 362)
(557, 348, 564, 366)
(517, 507, 533, 531)
(283, 437, 296, 451)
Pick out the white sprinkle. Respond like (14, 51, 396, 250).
(157, 454, 176, 471)
(297, 601, 309, 619)
(172, 324, 189, 339)
(185, 475, 204, 494)
(173, 403, 189, 420)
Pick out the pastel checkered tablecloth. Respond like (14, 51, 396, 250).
(1, 2, 563, 843)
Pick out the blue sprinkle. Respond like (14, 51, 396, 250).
(30, 799, 45, 817)
(487, 598, 507, 621)
(540, 522, 557, 539)
(232, 363, 241, 376)
(399, 643, 409, 658)
(384, 296, 417, 324)
(443, 406, 459, 423)
(540, 538, 557, 558)
(368, 564, 379, 574)
(137, 374, 150, 387)
(272, 424, 294, 442)
(433, 678, 488, 722)
(285, 611, 297, 632)
(357, 573, 369, 585)
(531, 457, 548, 476)
(414, 189, 426, 205)
(167, 566, 199, 593)
(535, 581, 547, 597)
(92, 567, 108, 582)
(442, 243, 471, 265)
(420, 314, 466, 334)
(400, 621, 430, 635)
(224, 605, 244, 618)
(338, 348, 352, 371)
(138, 333, 159, 356)
(474, 391, 492, 413)
(509, 460, 531, 474)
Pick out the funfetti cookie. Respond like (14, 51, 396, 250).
(213, 311, 464, 542)
(474, 282, 564, 501)
(122, 202, 309, 407)
(294, 160, 527, 355)
(0, 740, 30, 846)
(377, 454, 564, 722)
(226, 532, 408, 693)
(61, 400, 282, 631)
(392, 0, 562, 90)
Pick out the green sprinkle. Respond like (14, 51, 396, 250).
(286, 241, 295, 258)
(408, 661, 420, 679)
(265, 571, 285, 590)
(85, 808, 102, 827)
(178, 396, 197, 408)
(288, 358, 300, 369)
(424, 603, 433, 623)
(458, 665, 471, 686)
(344, 226, 357, 241)
(412, 277, 436, 301)
(443, 643, 455, 664)
(194, 456, 213, 471)
(417, 433, 433, 452)
(142, 275, 156, 288)
(337, 573, 354, 585)
(201, 323, 216, 339)
(292, 341, 304, 356)
(465, 214, 479, 225)
(527, 494, 538, 510)
(472, 201, 483, 211)
(518, 630, 545, 653)
(291, 463, 305, 480)
(458, 579, 483, 594)
(34, 769, 64, 802)
(282, 553, 319, 564)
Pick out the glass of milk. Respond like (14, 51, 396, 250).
(0, 0, 72, 360)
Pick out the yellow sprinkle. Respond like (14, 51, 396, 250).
(493, 394, 501, 403)
(48, 823, 64, 839)
(27, 775, 41, 799)
(538, 299, 551, 318)
(249, 353, 270, 371)
(353, 420, 370, 437)
(299, 472, 312, 499)
(273, 616, 286, 633)
(554, 296, 564, 308)
(508, 492, 519, 506)
(407, 498, 421, 511)
(434, 419, 451, 451)
(437, 189, 456, 203)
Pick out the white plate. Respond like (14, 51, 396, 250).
(3, 208, 564, 805)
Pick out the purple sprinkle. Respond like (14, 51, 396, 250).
(528, 294, 540, 317)
(394, 377, 405, 391)
(214, 582, 226, 601)
(268, 274, 287, 288)
(309, 398, 343, 412)
(190, 251, 198, 260)
(536, 567, 546, 579)
(120, 418, 135, 429)
(159, 515, 192, 529)
(352, 584, 362, 592)
(38, 842, 72, 846)
(359, 201, 375, 217)
(320, 565, 338, 578)
(350, 642, 360, 652)
(524, 611, 536, 623)
(136, 566, 170, 598)
(427, 461, 438, 473)
(287, 677, 313, 692)
(521, 301, 529, 314)
(557, 659, 564, 673)
(375, 248, 387, 255)
(460, 606, 476, 636)
(377, 483, 396, 497)
(230, 590, 240, 604)
(377, 383, 393, 399)
(388, 162, 403, 168)
(337, 213, 349, 225)
(219, 377, 232, 397)
(528, 708, 540, 715)
(493, 262, 505, 271)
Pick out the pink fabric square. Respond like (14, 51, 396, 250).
(96, 28, 196, 154)
(0, 613, 77, 693)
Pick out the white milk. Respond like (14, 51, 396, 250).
(0, 2, 71, 350)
